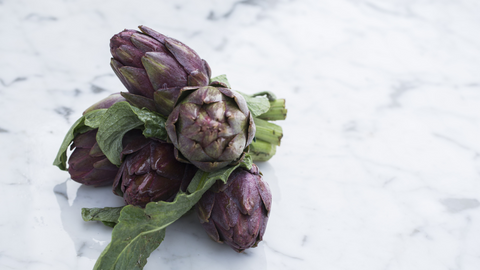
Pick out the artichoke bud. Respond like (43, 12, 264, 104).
(112, 131, 197, 208)
(110, 26, 211, 113)
(196, 164, 272, 252)
(166, 86, 256, 172)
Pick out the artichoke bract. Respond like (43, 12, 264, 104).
(196, 164, 272, 252)
(68, 129, 119, 187)
(110, 25, 211, 115)
(166, 86, 256, 172)
(113, 131, 197, 208)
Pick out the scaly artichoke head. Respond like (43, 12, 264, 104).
(113, 131, 197, 208)
(166, 86, 256, 172)
(110, 26, 211, 115)
(196, 164, 272, 252)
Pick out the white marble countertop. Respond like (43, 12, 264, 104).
(1, 0, 480, 269)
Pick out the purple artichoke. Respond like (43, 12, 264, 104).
(196, 164, 272, 252)
(67, 93, 126, 186)
(113, 132, 197, 207)
(110, 25, 211, 115)
(166, 86, 256, 172)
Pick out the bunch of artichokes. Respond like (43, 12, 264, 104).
(54, 26, 287, 257)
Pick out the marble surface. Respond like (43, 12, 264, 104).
(1, 0, 480, 269)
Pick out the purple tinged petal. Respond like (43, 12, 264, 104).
(202, 219, 222, 243)
(89, 142, 103, 157)
(130, 32, 165, 53)
(203, 59, 211, 79)
(151, 142, 186, 180)
(166, 106, 180, 146)
(125, 145, 151, 175)
(138, 25, 167, 44)
(153, 87, 182, 116)
(118, 66, 155, 99)
(177, 103, 199, 128)
(164, 37, 204, 75)
(205, 101, 226, 122)
(218, 132, 246, 161)
(115, 45, 144, 68)
(204, 87, 225, 104)
(257, 176, 272, 213)
(110, 58, 139, 95)
(212, 192, 238, 231)
(141, 52, 188, 89)
(110, 29, 138, 59)
(178, 133, 213, 162)
(204, 137, 228, 160)
(187, 69, 209, 86)
(229, 172, 260, 215)
(196, 190, 215, 223)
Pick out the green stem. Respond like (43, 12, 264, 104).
(250, 140, 277, 162)
(257, 99, 287, 121)
(254, 118, 283, 146)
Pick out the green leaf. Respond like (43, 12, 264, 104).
(82, 206, 124, 227)
(96, 102, 143, 166)
(96, 102, 167, 166)
(130, 106, 168, 140)
(237, 91, 271, 118)
(93, 162, 244, 270)
(84, 109, 108, 129)
(210, 74, 231, 89)
(53, 109, 107, 170)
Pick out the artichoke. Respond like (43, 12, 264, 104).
(67, 93, 126, 186)
(113, 131, 197, 207)
(196, 164, 272, 252)
(110, 25, 211, 115)
(166, 86, 256, 172)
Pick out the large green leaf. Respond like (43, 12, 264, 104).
(96, 102, 167, 166)
(53, 109, 107, 170)
(92, 158, 251, 270)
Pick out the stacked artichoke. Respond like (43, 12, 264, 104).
(54, 26, 286, 266)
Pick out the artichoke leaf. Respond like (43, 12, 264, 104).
(96, 102, 168, 166)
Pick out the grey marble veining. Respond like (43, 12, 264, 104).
(1, 0, 480, 269)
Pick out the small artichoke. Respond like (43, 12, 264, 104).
(110, 25, 211, 115)
(113, 131, 197, 207)
(68, 93, 126, 186)
(166, 86, 256, 172)
(196, 164, 272, 252)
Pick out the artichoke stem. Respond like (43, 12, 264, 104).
(253, 118, 283, 146)
(257, 99, 287, 121)
(250, 140, 277, 162)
